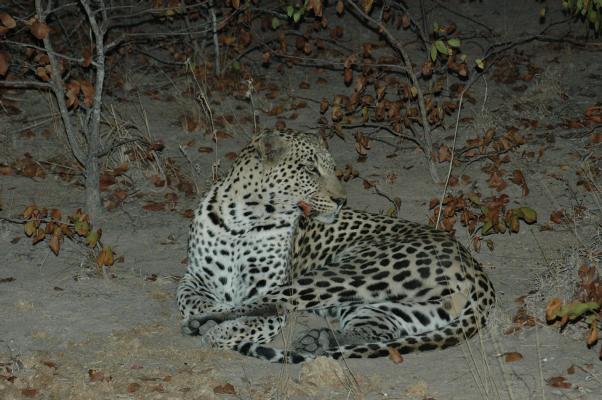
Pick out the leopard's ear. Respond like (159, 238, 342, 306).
(318, 134, 328, 149)
(254, 130, 287, 165)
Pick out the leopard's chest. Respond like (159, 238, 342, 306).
(189, 216, 295, 305)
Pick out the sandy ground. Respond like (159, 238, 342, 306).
(1, 2, 601, 399)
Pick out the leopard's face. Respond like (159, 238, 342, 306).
(254, 130, 346, 224)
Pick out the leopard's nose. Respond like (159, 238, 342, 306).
(331, 197, 346, 207)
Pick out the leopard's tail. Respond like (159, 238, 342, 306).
(234, 341, 312, 363)
(321, 282, 495, 361)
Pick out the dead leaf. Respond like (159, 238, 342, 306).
(503, 352, 523, 362)
(545, 298, 562, 321)
(0, 12, 16, 29)
(80, 80, 94, 107)
(48, 234, 61, 255)
(88, 369, 105, 382)
(549, 209, 564, 224)
(320, 98, 329, 114)
(388, 347, 404, 364)
(336, 0, 344, 14)
(0, 164, 13, 175)
(127, 383, 141, 393)
(213, 383, 236, 395)
(96, 246, 114, 267)
(180, 209, 194, 218)
(510, 170, 529, 196)
(30, 20, 50, 39)
(438, 145, 452, 162)
(21, 388, 38, 398)
(547, 376, 571, 389)
(143, 202, 166, 211)
(587, 323, 598, 347)
(0, 51, 9, 76)
(82, 47, 92, 67)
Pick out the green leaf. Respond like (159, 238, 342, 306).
(293, 10, 302, 23)
(517, 207, 537, 224)
(475, 58, 485, 70)
(430, 44, 437, 62)
(435, 40, 448, 55)
(286, 5, 294, 18)
(459, 53, 467, 62)
(231, 61, 240, 71)
(271, 17, 280, 30)
(481, 220, 494, 235)
(587, 8, 599, 23)
(433, 22, 439, 33)
(447, 38, 461, 48)
(564, 302, 600, 319)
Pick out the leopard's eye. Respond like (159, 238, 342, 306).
(305, 165, 320, 175)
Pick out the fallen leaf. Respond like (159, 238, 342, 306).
(88, 369, 105, 382)
(198, 146, 213, 154)
(143, 202, 166, 211)
(388, 347, 404, 364)
(587, 323, 598, 347)
(213, 383, 236, 395)
(550, 209, 564, 224)
(21, 388, 38, 398)
(547, 376, 571, 389)
(30, 20, 50, 39)
(545, 298, 562, 321)
(0, 51, 9, 76)
(503, 352, 523, 362)
(510, 169, 529, 196)
(0, 12, 16, 29)
(127, 383, 141, 393)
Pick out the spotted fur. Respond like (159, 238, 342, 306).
(176, 129, 495, 363)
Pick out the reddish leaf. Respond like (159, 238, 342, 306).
(30, 20, 50, 39)
(503, 352, 523, 362)
(0, 51, 9, 77)
(0, 12, 16, 29)
(547, 376, 571, 389)
(127, 383, 141, 393)
(143, 202, 166, 211)
(88, 369, 105, 382)
(388, 347, 404, 364)
(21, 388, 38, 398)
(213, 383, 236, 395)
(549, 209, 564, 224)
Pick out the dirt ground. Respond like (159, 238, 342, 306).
(1, 2, 601, 399)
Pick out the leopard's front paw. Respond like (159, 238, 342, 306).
(294, 328, 338, 355)
(181, 313, 226, 336)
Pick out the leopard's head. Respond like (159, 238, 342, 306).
(253, 129, 346, 224)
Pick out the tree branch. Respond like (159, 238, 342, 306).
(345, 0, 439, 182)
(35, 0, 86, 166)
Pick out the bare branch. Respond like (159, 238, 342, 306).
(35, 0, 86, 166)
(2, 40, 90, 66)
(0, 80, 51, 89)
(345, 0, 439, 182)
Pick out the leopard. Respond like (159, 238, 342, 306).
(176, 128, 495, 363)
